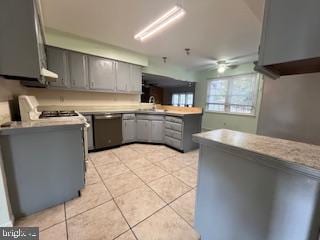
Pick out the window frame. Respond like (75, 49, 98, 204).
(206, 73, 259, 116)
(172, 92, 194, 107)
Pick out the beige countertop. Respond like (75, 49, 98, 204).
(38, 105, 202, 116)
(193, 129, 320, 171)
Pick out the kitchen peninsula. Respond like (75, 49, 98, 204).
(193, 129, 320, 240)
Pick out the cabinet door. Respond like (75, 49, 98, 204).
(69, 52, 89, 89)
(46, 46, 69, 88)
(151, 120, 164, 143)
(123, 119, 136, 143)
(130, 65, 142, 92)
(259, 0, 320, 66)
(88, 56, 115, 91)
(136, 120, 150, 142)
(116, 62, 131, 92)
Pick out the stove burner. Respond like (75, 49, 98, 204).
(39, 111, 79, 118)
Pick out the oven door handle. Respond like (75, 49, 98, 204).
(94, 114, 122, 120)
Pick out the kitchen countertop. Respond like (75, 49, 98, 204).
(81, 109, 202, 117)
(193, 129, 320, 172)
(37, 105, 202, 117)
(0, 119, 85, 135)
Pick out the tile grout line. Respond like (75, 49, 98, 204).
(64, 203, 69, 240)
(90, 146, 199, 237)
(120, 154, 199, 231)
(117, 156, 197, 230)
(91, 156, 134, 240)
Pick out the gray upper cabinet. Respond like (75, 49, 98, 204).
(256, 0, 320, 78)
(136, 120, 150, 142)
(69, 52, 89, 90)
(46, 46, 69, 88)
(0, 0, 48, 84)
(151, 120, 164, 143)
(116, 62, 131, 92)
(88, 56, 115, 91)
(130, 65, 142, 92)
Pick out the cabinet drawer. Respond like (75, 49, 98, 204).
(122, 114, 135, 120)
(165, 129, 182, 140)
(165, 116, 183, 124)
(165, 121, 183, 132)
(165, 136, 182, 150)
(136, 114, 164, 121)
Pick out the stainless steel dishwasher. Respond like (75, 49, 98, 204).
(93, 113, 122, 149)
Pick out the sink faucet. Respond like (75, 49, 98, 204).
(149, 96, 156, 110)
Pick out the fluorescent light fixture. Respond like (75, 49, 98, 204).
(134, 5, 186, 41)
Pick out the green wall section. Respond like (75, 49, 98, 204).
(143, 58, 198, 82)
(45, 28, 149, 66)
(195, 63, 263, 133)
(45, 28, 197, 82)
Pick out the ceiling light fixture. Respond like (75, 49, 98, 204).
(217, 61, 227, 73)
(134, 5, 186, 42)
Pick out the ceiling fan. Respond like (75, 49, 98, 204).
(202, 53, 258, 73)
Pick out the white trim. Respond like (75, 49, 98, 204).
(206, 73, 259, 115)
(0, 216, 14, 227)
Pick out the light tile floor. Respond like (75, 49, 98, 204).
(15, 144, 200, 240)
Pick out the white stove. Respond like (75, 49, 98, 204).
(18, 95, 87, 123)
(18, 95, 89, 160)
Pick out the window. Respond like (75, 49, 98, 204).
(172, 93, 194, 107)
(206, 73, 259, 114)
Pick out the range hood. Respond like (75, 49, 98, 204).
(40, 68, 58, 80)
(0, 0, 57, 85)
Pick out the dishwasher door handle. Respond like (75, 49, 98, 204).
(95, 114, 122, 120)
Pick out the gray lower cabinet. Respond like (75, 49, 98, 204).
(151, 120, 164, 143)
(136, 119, 151, 142)
(46, 46, 69, 88)
(165, 115, 202, 152)
(84, 115, 94, 150)
(123, 119, 136, 143)
(88, 56, 115, 91)
(69, 52, 89, 89)
(0, 124, 85, 218)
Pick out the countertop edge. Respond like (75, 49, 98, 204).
(192, 133, 320, 180)
(0, 122, 85, 135)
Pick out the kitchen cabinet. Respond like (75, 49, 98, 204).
(130, 65, 142, 92)
(116, 62, 131, 92)
(151, 120, 164, 143)
(69, 52, 89, 90)
(0, 0, 51, 84)
(46, 46, 70, 88)
(45, 45, 142, 93)
(88, 56, 115, 91)
(136, 120, 151, 142)
(123, 120, 136, 143)
(256, 0, 320, 78)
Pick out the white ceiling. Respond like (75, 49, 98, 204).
(41, 0, 264, 70)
